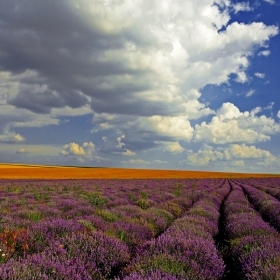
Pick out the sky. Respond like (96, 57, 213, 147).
(0, 0, 280, 173)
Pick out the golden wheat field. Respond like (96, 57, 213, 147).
(0, 163, 278, 179)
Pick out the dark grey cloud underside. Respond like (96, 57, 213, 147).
(0, 0, 174, 116)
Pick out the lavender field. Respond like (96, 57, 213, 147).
(0, 178, 280, 279)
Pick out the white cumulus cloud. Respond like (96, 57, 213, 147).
(126, 159, 151, 165)
(232, 2, 252, 13)
(258, 50, 270, 56)
(183, 143, 276, 167)
(153, 160, 167, 164)
(246, 89, 255, 97)
(16, 148, 29, 154)
(138, 116, 194, 141)
(61, 142, 95, 156)
(255, 72, 265, 79)
(0, 131, 25, 144)
(163, 141, 185, 154)
(116, 135, 126, 148)
(230, 160, 245, 167)
(114, 149, 136, 156)
(263, 0, 275, 4)
(194, 102, 280, 144)
(229, 143, 273, 159)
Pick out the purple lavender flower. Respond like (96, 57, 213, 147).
(119, 269, 179, 280)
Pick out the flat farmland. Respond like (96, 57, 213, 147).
(1, 165, 280, 279)
(0, 163, 278, 179)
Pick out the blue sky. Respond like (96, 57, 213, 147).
(0, 0, 280, 173)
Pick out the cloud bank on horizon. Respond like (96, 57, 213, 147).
(0, 0, 280, 172)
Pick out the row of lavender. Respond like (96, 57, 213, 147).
(0, 179, 223, 279)
(223, 181, 280, 279)
(120, 182, 230, 279)
(236, 177, 280, 201)
(234, 178, 280, 231)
